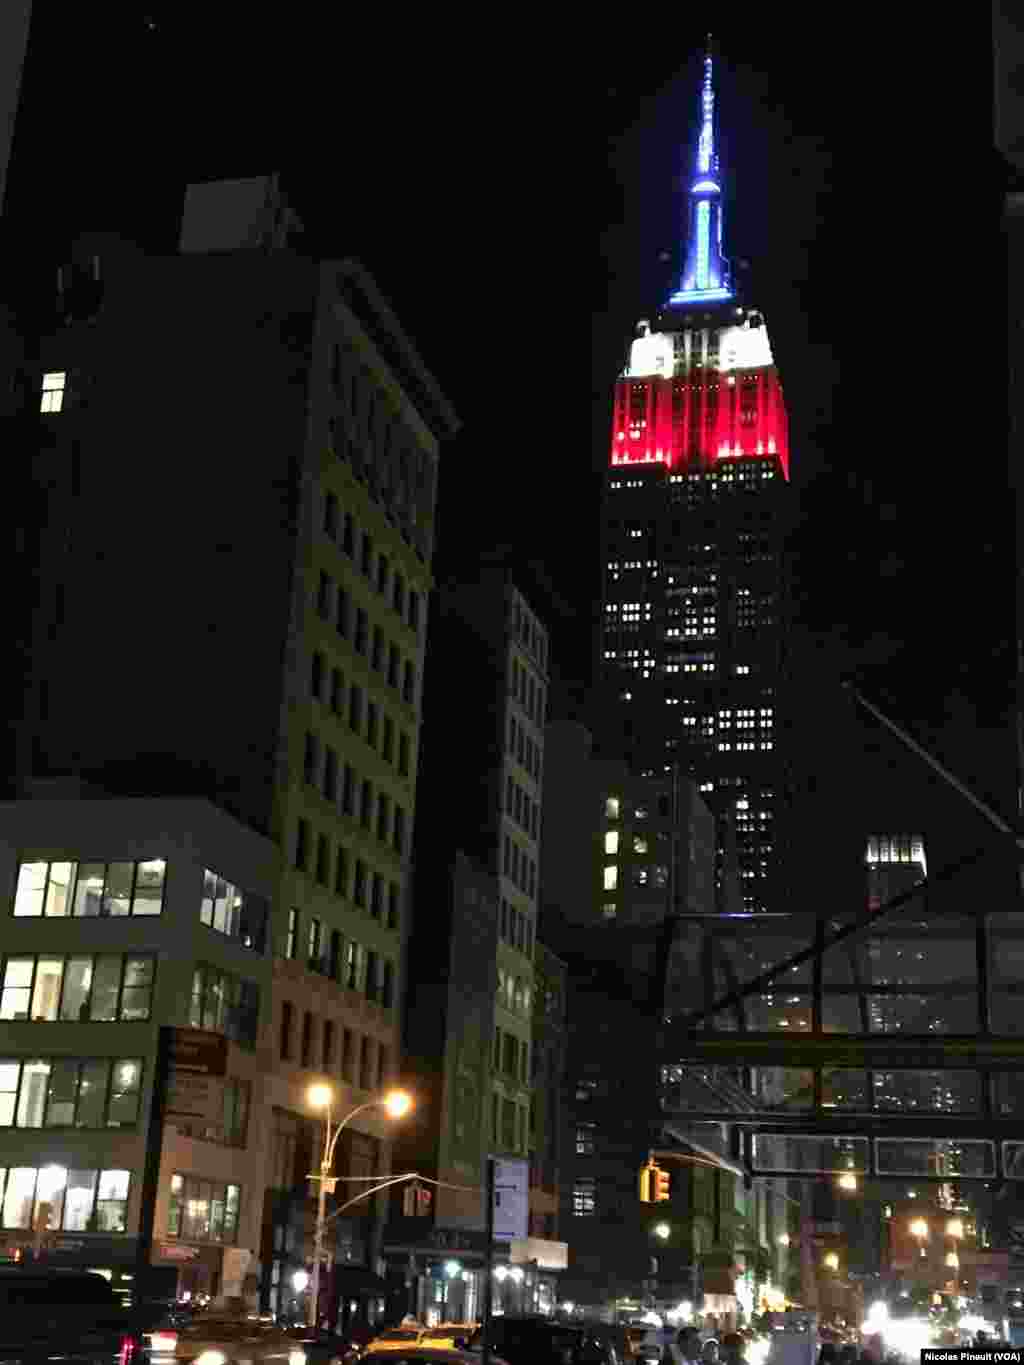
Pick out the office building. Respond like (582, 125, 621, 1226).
(380, 569, 559, 1321)
(0, 177, 458, 1321)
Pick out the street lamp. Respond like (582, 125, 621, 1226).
(653, 1222, 671, 1240)
(823, 1252, 839, 1272)
(305, 1083, 413, 1327)
(947, 1218, 963, 1297)
(837, 1173, 858, 1192)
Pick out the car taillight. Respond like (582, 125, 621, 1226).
(150, 1330, 179, 1354)
(118, 1336, 138, 1365)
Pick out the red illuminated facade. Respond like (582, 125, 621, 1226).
(609, 363, 789, 480)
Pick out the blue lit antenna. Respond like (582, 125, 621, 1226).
(669, 34, 734, 306)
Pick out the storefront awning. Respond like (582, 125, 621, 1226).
(332, 1265, 388, 1295)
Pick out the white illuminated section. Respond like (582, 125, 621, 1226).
(697, 55, 715, 174)
(695, 201, 711, 289)
(625, 322, 675, 379)
(691, 179, 720, 194)
(717, 323, 774, 371)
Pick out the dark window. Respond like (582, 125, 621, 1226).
(334, 846, 349, 897)
(342, 764, 355, 815)
(189, 966, 260, 1048)
(360, 779, 373, 829)
(280, 1001, 293, 1060)
(329, 930, 342, 981)
(341, 1029, 355, 1082)
(355, 607, 368, 654)
(349, 684, 363, 734)
(383, 716, 395, 763)
(365, 951, 379, 1003)
(372, 625, 384, 671)
(387, 882, 400, 930)
(317, 572, 331, 620)
(301, 1011, 314, 1067)
(323, 1019, 335, 1066)
(286, 909, 299, 959)
(361, 532, 373, 577)
(382, 960, 394, 1009)
(342, 512, 355, 556)
(377, 554, 389, 594)
(337, 588, 351, 640)
(330, 667, 344, 714)
(393, 807, 406, 855)
(295, 819, 309, 871)
(408, 591, 420, 632)
(303, 732, 318, 785)
(315, 834, 329, 885)
(377, 793, 390, 843)
(370, 873, 383, 920)
(398, 733, 410, 776)
(324, 747, 338, 802)
(402, 660, 415, 705)
(354, 860, 367, 908)
(307, 918, 322, 964)
(393, 573, 405, 617)
(324, 492, 339, 540)
(311, 652, 324, 700)
(387, 645, 399, 688)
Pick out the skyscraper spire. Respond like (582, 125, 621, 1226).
(669, 35, 734, 305)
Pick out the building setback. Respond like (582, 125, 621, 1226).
(0, 177, 458, 1323)
(597, 44, 791, 913)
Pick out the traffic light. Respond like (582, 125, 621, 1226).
(416, 1185, 433, 1216)
(653, 1165, 671, 1203)
(639, 1163, 654, 1203)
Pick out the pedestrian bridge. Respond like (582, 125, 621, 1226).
(653, 845, 1024, 1182)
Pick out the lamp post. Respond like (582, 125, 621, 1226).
(306, 1083, 413, 1328)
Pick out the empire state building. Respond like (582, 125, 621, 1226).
(599, 41, 791, 913)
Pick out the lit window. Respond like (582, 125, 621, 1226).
(605, 796, 620, 820)
(40, 372, 66, 413)
(602, 903, 617, 919)
(604, 831, 619, 856)
(572, 1178, 596, 1217)
(603, 866, 618, 892)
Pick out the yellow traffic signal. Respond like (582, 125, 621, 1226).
(639, 1163, 653, 1202)
(654, 1165, 671, 1203)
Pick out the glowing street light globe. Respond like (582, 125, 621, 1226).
(307, 1083, 332, 1109)
(384, 1089, 413, 1119)
(292, 1269, 310, 1292)
(910, 1218, 929, 1240)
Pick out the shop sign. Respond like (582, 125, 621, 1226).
(491, 1157, 528, 1242)
(165, 1028, 227, 1122)
(222, 1247, 250, 1295)
(157, 1243, 200, 1261)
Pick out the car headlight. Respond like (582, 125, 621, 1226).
(288, 1352, 307, 1365)
(195, 1353, 228, 1365)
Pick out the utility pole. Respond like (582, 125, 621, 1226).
(481, 1157, 495, 1365)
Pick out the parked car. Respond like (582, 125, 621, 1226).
(147, 1300, 308, 1363)
(0, 1266, 154, 1365)
(470, 1316, 634, 1365)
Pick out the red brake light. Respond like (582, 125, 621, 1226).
(118, 1336, 137, 1365)
(150, 1330, 179, 1353)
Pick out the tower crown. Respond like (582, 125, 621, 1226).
(669, 37, 733, 306)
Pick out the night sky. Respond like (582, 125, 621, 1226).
(8, 6, 1018, 900)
